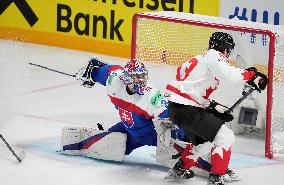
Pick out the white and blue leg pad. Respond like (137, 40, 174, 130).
(61, 126, 127, 161)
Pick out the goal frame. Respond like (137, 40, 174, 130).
(131, 12, 276, 159)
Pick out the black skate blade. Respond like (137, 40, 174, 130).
(225, 176, 241, 183)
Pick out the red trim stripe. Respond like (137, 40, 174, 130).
(108, 95, 154, 119)
(108, 65, 124, 76)
(82, 136, 103, 149)
(166, 84, 201, 105)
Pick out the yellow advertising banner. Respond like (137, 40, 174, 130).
(0, 0, 219, 58)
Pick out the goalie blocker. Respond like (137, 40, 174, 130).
(61, 126, 127, 161)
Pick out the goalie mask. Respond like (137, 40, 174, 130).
(123, 60, 148, 95)
(209, 32, 235, 57)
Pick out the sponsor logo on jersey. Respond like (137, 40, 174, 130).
(150, 90, 163, 107)
(108, 71, 118, 85)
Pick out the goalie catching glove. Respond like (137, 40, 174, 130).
(246, 67, 268, 93)
(76, 57, 107, 88)
(206, 100, 234, 122)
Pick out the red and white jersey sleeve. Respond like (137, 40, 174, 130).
(166, 49, 255, 108)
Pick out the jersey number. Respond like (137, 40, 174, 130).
(176, 58, 198, 81)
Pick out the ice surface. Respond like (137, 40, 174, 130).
(1, 40, 284, 185)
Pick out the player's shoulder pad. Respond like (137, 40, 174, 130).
(207, 49, 228, 64)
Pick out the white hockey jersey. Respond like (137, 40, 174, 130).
(166, 49, 255, 108)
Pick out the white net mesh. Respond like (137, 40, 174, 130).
(132, 11, 284, 158)
(272, 35, 284, 156)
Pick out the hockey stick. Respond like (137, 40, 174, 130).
(226, 54, 255, 113)
(207, 87, 255, 122)
(0, 134, 25, 163)
(227, 87, 255, 113)
(235, 54, 249, 69)
(28, 62, 76, 78)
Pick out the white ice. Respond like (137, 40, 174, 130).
(0, 40, 284, 185)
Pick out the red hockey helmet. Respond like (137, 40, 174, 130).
(123, 60, 148, 95)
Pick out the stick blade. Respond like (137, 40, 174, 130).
(17, 150, 26, 163)
(236, 54, 248, 69)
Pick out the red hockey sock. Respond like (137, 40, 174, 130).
(181, 143, 198, 169)
(211, 147, 231, 175)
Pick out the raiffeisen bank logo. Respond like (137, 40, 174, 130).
(0, 0, 38, 27)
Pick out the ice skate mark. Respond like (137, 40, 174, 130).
(15, 82, 77, 96)
(236, 159, 284, 170)
(13, 112, 95, 127)
(0, 82, 77, 100)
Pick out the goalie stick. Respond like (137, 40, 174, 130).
(0, 134, 25, 163)
(28, 62, 76, 78)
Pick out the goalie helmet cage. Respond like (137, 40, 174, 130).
(131, 11, 284, 159)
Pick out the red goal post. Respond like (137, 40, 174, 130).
(131, 11, 284, 159)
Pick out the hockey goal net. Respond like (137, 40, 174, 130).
(131, 11, 284, 159)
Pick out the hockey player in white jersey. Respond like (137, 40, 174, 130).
(165, 32, 268, 185)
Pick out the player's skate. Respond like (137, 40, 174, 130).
(164, 159, 195, 180)
(224, 169, 241, 182)
(207, 173, 227, 185)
